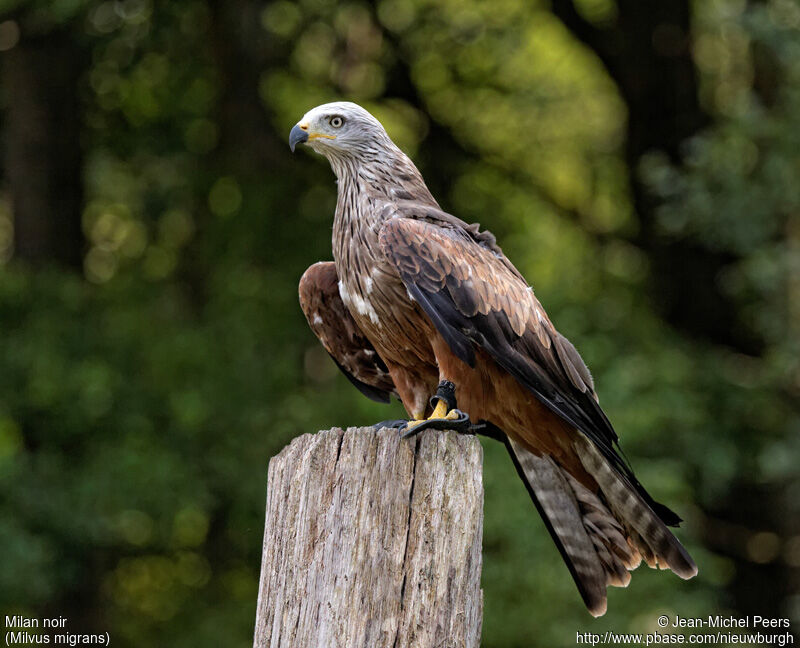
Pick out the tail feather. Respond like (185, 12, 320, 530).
(572, 435, 698, 580)
(505, 437, 609, 616)
(564, 472, 640, 586)
(505, 434, 697, 617)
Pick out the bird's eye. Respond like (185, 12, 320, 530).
(329, 116, 344, 128)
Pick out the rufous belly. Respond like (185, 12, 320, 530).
(430, 332, 596, 489)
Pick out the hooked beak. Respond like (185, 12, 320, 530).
(289, 124, 309, 152)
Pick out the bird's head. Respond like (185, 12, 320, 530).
(289, 101, 393, 159)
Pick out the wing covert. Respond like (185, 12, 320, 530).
(378, 215, 674, 520)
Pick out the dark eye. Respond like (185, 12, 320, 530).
(329, 115, 344, 128)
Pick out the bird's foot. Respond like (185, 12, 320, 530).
(400, 408, 471, 438)
(399, 380, 473, 438)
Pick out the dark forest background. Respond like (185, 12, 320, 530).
(0, 0, 798, 645)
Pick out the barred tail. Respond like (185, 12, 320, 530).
(572, 435, 698, 580)
(506, 436, 697, 617)
(506, 438, 634, 617)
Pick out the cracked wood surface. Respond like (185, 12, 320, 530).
(253, 427, 483, 648)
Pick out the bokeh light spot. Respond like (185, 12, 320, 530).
(0, 20, 20, 51)
(208, 176, 242, 218)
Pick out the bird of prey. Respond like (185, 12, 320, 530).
(290, 101, 697, 616)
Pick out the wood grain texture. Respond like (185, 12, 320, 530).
(253, 427, 483, 648)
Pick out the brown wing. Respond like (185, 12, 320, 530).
(381, 202, 597, 395)
(378, 214, 682, 524)
(299, 262, 396, 403)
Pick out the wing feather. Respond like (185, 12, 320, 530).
(299, 262, 396, 404)
(379, 214, 681, 526)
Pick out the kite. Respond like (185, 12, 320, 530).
(291, 102, 697, 616)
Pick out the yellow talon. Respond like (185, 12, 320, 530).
(404, 399, 459, 431)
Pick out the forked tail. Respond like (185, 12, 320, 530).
(505, 436, 697, 617)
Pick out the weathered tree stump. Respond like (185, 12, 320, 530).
(253, 426, 483, 648)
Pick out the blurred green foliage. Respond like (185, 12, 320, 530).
(0, 0, 798, 646)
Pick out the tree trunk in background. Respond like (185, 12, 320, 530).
(2, 28, 84, 269)
(551, 0, 706, 164)
(551, 0, 763, 352)
(176, 0, 287, 305)
(207, 0, 287, 176)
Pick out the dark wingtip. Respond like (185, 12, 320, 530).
(651, 500, 683, 527)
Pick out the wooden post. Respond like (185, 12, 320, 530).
(253, 426, 483, 648)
